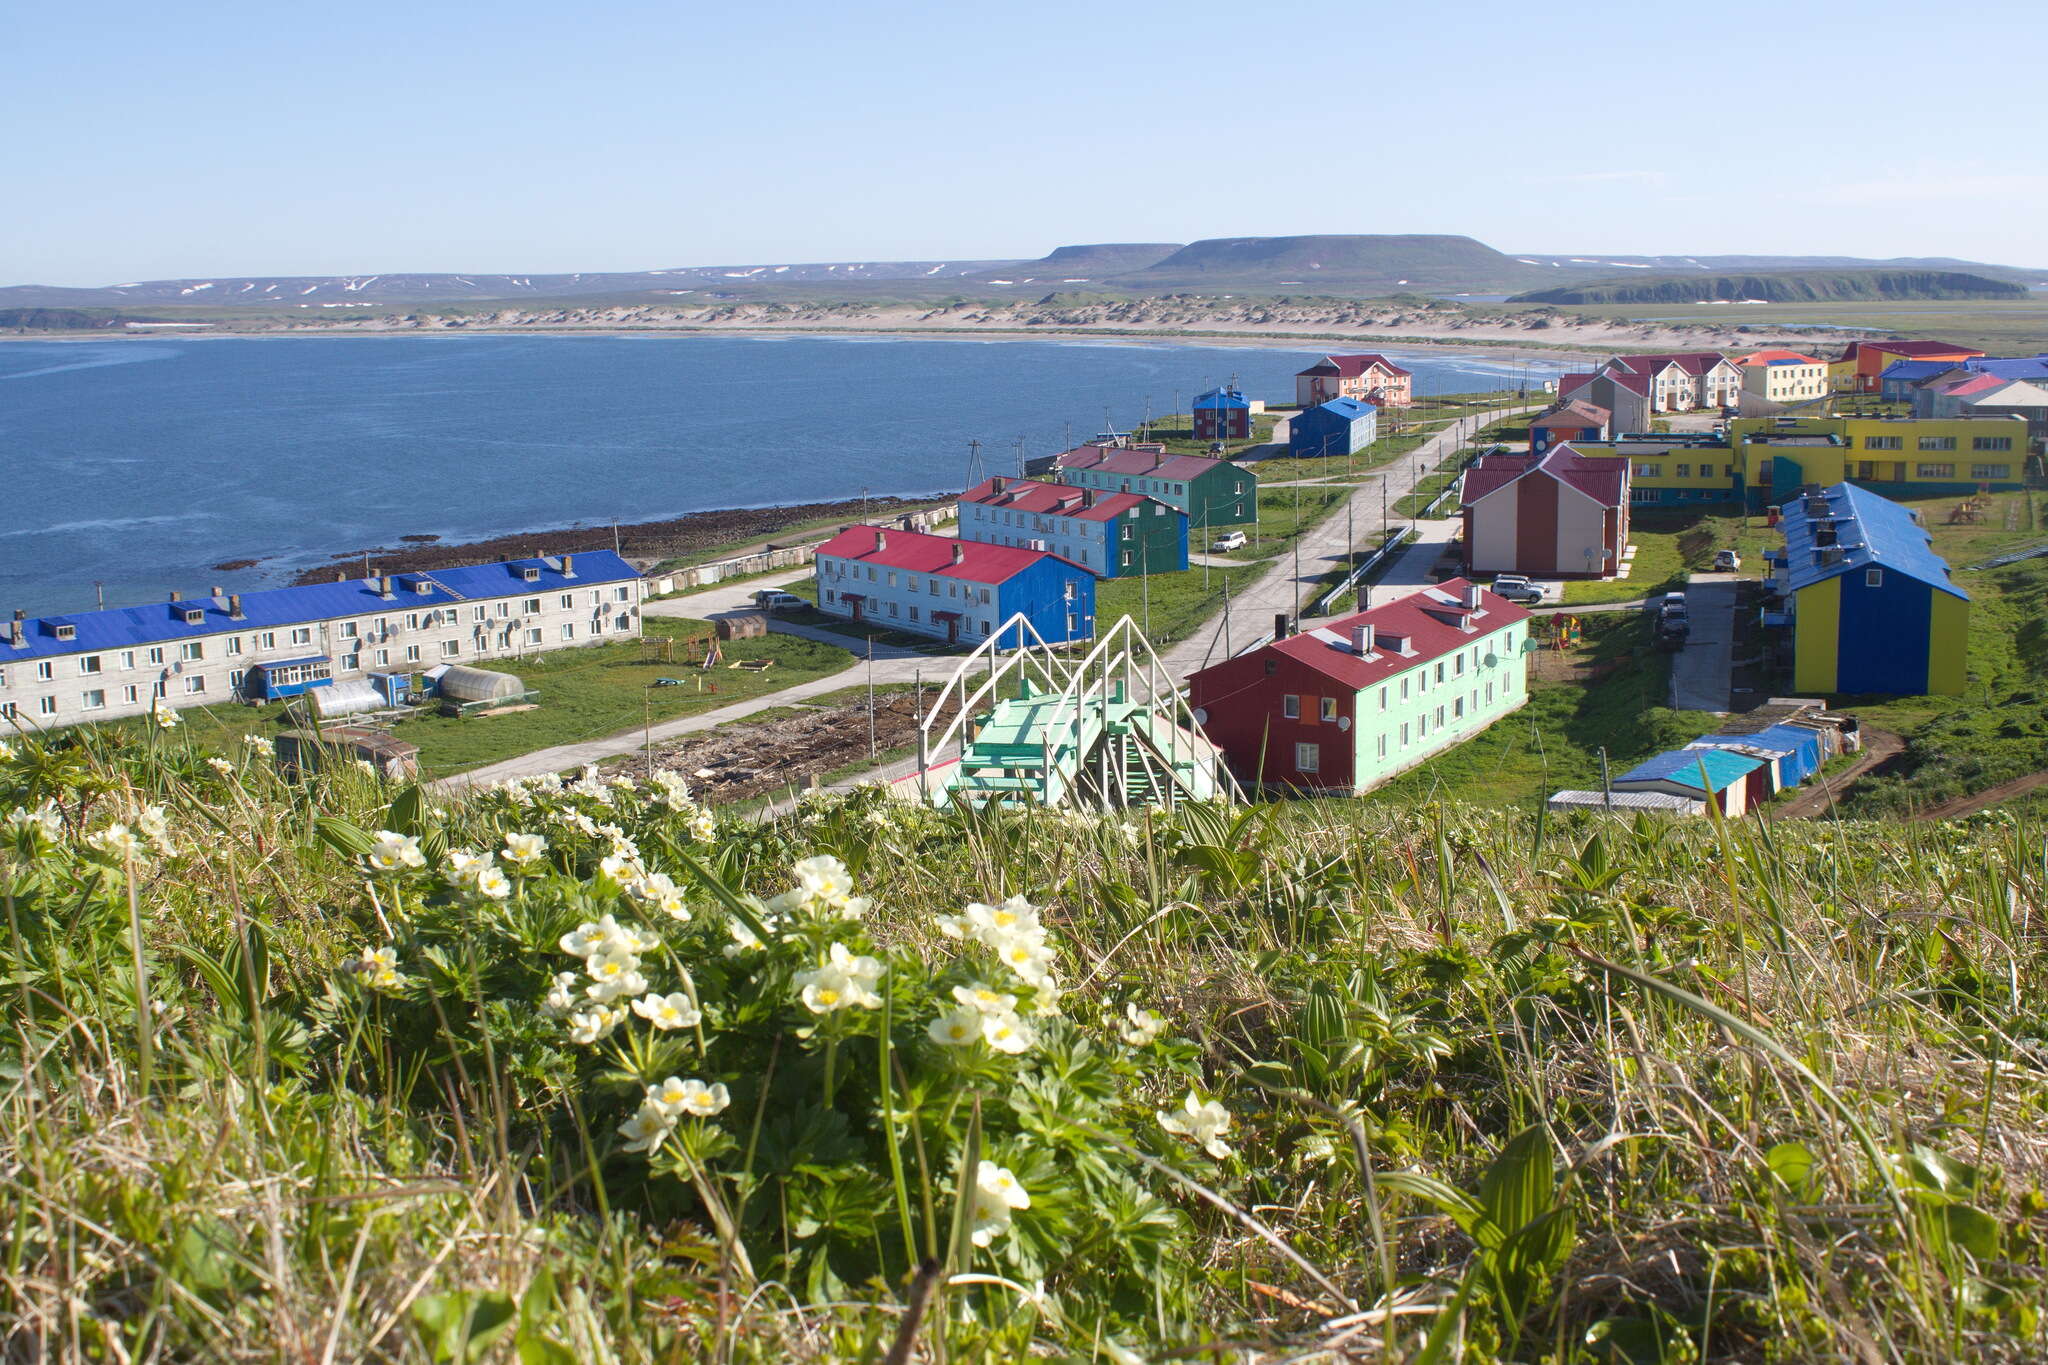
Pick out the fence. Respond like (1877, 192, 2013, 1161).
(646, 505, 958, 594)
(1307, 525, 1414, 618)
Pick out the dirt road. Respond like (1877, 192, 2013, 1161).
(1768, 729, 1905, 820)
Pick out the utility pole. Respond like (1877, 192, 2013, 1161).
(1141, 538, 1150, 639)
(1064, 419, 1072, 453)
(1221, 574, 1232, 656)
(1014, 436, 1025, 479)
(94, 581, 105, 609)
(1292, 482, 1303, 621)
(866, 636, 877, 758)
(613, 520, 622, 556)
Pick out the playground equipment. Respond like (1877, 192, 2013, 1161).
(1552, 614, 1582, 648)
(913, 613, 1238, 810)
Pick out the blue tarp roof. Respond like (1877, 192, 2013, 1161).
(1192, 388, 1250, 410)
(1776, 483, 1967, 601)
(3, 550, 638, 664)
(1616, 748, 1766, 790)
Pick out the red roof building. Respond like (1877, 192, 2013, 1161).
(1835, 339, 1986, 392)
(813, 525, 1096, 646)
(1185, 581, 1532, 793)
(1599, 351, 1742, 413)
(1528, 399, 1611, 452)
(1294, 353, 1415, 408)
(1460, 444, 1631, 579)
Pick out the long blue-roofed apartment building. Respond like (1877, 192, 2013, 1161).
(1, 551, 643, 732)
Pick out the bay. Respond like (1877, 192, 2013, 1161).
(0, 334, 1546, 613)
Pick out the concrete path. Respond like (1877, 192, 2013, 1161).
(1165, 405, 1542, 675)
(642, 567, 812, 620)
(1668, 574, 1739, 712)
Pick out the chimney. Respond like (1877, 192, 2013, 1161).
(560, 553, 576, 578)
(1464, 581, 1483, 610)
(951, 543, 965, 565)
(228, 594, 245, 619)
(992, 475, 1007, 492)
(210, 584, 223, 598)
(1352, 622, 1374, 655)
(1274, 612, 1291, 640)
(337, 571, 348, 582)
(379, 575, 395, 599)
(874, 529, 887, 552)
(7, 613, 21, 648)
(1082, 488, 1095, 508)
(168, 589, 181, 602)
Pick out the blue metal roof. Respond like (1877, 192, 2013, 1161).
(1776, 483, 1966, 601)
(1192, 387, 1250, 410)
(1616, 748, 1765, 791)
(2, 550, 639, 665)
(254, 655, 330, 671)
(1967, 356, 2048, 382)
(1877, 359, 1957, 383)
(1304, 397, 1375, 421)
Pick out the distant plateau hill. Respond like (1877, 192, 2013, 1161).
(1509, 269, 2028, 305)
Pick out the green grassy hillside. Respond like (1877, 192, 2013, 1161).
(4, 731, 2046, 1361)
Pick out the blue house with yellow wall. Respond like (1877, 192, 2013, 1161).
(1769, 483, 1968, 696)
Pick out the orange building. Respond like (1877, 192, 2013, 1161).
(1832, 340, 1985, 393)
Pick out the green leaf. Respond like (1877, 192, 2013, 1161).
(1905, 1145, 1979, 1197)
(386, 783, 425, 836)
(1765, 1141, 1819, 1201)
(411, 1290, 516, 1364)
(313, 815, 376, 860)
(1477, 1126, 1557, 1249)
(1941, 1204, 2001, 1261)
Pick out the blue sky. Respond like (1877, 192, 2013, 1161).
(7, 0, 2045, 283)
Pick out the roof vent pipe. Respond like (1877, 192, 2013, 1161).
(229, 594, 244, 619)
(1274, 612, 1290, 641)
(1352, 623, 1374, 655)
(875, 529, 887, 552)
(168, 589, 181, 601)
(560, 554, 575, 578)
(951, 543, 965, 565)
(1465, 581, 1484, 610)
(6, 618, 21, 648)
(379, 575, 395, 599)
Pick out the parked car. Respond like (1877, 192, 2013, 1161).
(1209, 530, 1248, 552)
(1491, 575, 1543, 604)
(1713, 549, 1742, 571)
(1656, 590, 1688, 613)
(751, 589, 807, 613)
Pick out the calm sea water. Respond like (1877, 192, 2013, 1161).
(0, 334, 1542, 613)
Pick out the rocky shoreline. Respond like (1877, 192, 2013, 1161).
(264, 493, 948, 586)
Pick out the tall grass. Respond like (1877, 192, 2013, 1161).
(3, 726, 2046, 1361)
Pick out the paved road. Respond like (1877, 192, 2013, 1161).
(1164, 405, 1543, 675)
(1668, 574, 1739, 712)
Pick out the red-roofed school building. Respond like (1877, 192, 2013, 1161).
(813, 525, 1094, 647)
(1185, 581, 1531, 793)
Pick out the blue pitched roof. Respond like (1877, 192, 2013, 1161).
(1192, 387, 1250, 410)
(1304, 397, 1375, 422)
(1967, 356, 2048, 382)
(1776, 482, 1967, 601)
(2, 550, 639, 664)
(1878, 359, 1959, 384)
(1617, 748, 1765, 791)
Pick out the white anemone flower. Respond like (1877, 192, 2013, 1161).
(631, 991, 701, 1031)
(133, 806, 172, 845)
(542, 972, 580, 1016)
(365, 829, 425, 873)
(241, 734, 271, 755)
(980, 1011, 1036, 1054)
(1158, 1091, 1233, 1159)
(951, 983, 1017, 1016)
(356, 945, 403, 992)
(502, 832, 548, 867)
(598, 853, 645, 885)
(927, 1005, 982, 1047)
(994, 936, 1057, 987)
(0, 739, 13, 760)
(559, 915, 625, 958)
(445, 848, 487, 881)
(151, 702, 180, 730)
(87, 823, 146, 861)
(688, 808, 717, 843)
(794, 942, 885, 1013)
(969, 1160, 1031, 1247)
(206, 756, 235, 776)
(6, 801, 63, 843)
(565, 1004, 627, 1045)
(618, 1099, 676, 1154)
(1120, 1004, 1167, 1047)
(472, 866, 512, 900)
(674, 1079, 730, 1117)
(583, 951, 648, 1002)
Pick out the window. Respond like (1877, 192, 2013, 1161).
(1436, 705, 1446, 727)
(374, 649, 390, 665)
(1434, 662, 1445, 684)
(1864, 436, 1902, 450)
(341, 652, 360, 671)
(1972, 464, 2011, 479)
(1676, 463, 1691, 478)
(1916, 463, 1954, 478)
(522, 598, 541, 614)
(887, 602, 899, 618)
(1865, 568, 1883, 588)
(405, 613, 421, 630)
(1287, 740, 1323, 776)
(560, 624, 576, 641)
(0, 702, 12, 720)
(179, 642, 203, 662)
(614, 586, 632, 602)
(121, 685, 139, 704)
(470, 606, 487, 622)
(78, 655, 102, 675)
(253, 636, 271, 652)
(497, 601, 512, 617)
(1454, 696, 1465, 718)
(1282, 694, 1300, 719)
(1917, 436, 1957, 452)
(886, 572, 897, 588)
(184, 676, 205, 695)
(1378, 685, 1388, 711)
(37, 697, 56, 717)
(442, 640, 461, 657)
(1399, 722, 1410, 748)
(560, 593, 575, 609)
(909, 606, 920, 622)
(1319, 696, 1337, 722)
(81, 689, 106, 711)
(290, 628, 312, 645)
(524, 629, 542, 645)
(1455, 651, 1466, 676)
(341, 622, 359, 638)
(36, 662, 53, 682)
(1400, 677, 1409, 700)
(1377, 734, 1388, 758)
(149, 646, 167, 664)
(1121, 524, 1133, 540)
(404, 645, 421, 662)
(1973, 437, 2013, 452)
(228, 671, 244, 691)
(1121, 551, 1134, 567)
(119, 650, 135, 669)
